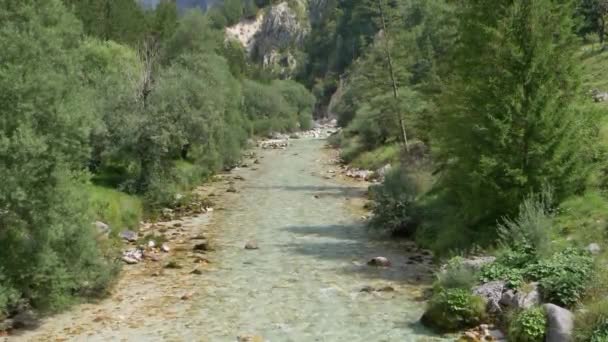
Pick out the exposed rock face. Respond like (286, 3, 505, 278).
(544, 304, 574, 342)
(251, 2, 308, 75)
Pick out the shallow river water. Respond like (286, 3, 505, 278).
(11, 139, 442, 342)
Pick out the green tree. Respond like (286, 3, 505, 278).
(0, 0, 117, 313)
(434, 0, 596, 235)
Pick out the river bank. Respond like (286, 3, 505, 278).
(8, 138, 441, 342)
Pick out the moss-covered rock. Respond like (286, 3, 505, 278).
(421, 288, 488, 333)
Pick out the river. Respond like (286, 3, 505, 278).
(11, 138, 441, 342)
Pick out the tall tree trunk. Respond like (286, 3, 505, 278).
(376, 0, 410, 152)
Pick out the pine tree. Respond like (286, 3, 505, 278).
(434, 0, 595, 231)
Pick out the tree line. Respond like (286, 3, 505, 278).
(0, 0, 314, 316)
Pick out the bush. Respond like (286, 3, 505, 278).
(508, 307, 547, 342)
(369, 167, 422, 236)
(525, 248, 593, 308)
(479, 262, 525, 289)
(435, 257, 478, 290)
(574, 299, 608, 342)
(497, 190, 555, 258)
(421, 288, 487, 332)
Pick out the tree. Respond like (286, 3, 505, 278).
(577, 0, 608, 44)
(0, 0, 117, 313)
(434, 0, 595, 233)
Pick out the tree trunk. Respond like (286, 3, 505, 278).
(376, 0, 409, 152)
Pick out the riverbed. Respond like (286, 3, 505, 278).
(10, 138, 441, 342)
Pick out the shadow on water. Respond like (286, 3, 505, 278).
(246, 185, 368, 199)
(283, 224, 435, 286)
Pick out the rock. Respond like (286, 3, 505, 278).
(544, 304, 573, 342)
(259, 139, 289, 149)
(237, 335, 264, 342)
(245, 241, 259, 250)
(190, 268, 203, 275)
(122, 248, 143, 264)
(193, 241, 210, 251)
(147, 240, 156, 248)
(234, 175, 246, 181)
(360, 286, 375, 293)
(173, 222, 182, 228)
(374, 164, 392, 180)
(119, 230, 138, 242)
(227, 186, 238, 193)
(587, 243, 601, 255)
(161, 243, 171, 253)
(591, 89, 608, 102)
(502, 283, 540, 310)
(367, 256, 391, 267)
(161, 208, 174, 220)
(164, 261, 182, 269)
(472, 281, 505, 314)
(180, 292, 193, 300)
(93, 221, 110, 236)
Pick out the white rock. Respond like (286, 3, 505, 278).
(587, 243, 601, 255)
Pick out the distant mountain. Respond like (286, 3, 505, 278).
(139, 0, 220, 11)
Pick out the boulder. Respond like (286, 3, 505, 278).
(119, 230, 138, 242)
(367, 256, 391, 267)
(500, 283, 541, 310)
(544, 304, 574, 342)
(245, 241, 259, 250)
(472, 281, 505, 314)
(587, 243, 601, 255)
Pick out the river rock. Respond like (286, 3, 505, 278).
(122, 248, 143, 264)
(93, 221, 110, 236)
(544, 304, 573, 342)
(367, 256, 391, 267)
(237, 335, 264, 342)
(472, 281, 505, 314)
(193, 241, 210, 251)
(245, 241, 259, 250)
(161, 243, 171, 253)
(500, 283, 540, 310)
(587, 243, 601, 255)
(120, 230, 138, 242)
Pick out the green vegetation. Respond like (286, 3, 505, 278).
(0, 0, 314, 319)
(508, 308, 547, 342)
(421, 288, 487, 332)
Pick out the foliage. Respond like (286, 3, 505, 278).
(508, 307, 547, 342)
(422, 288, 487, 332)
(433, 0, 596, 243)
(435, 257, 478, 290)
(575, 299, 608, 342)
(0, 0, 119, 313)
(497, 190, 555, 258)
(479, 263, 525, 289)
(369, 167, 423, 236)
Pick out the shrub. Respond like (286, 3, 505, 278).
(508, 307, 547, 342)
(497, 190, 554, 258)
(525, 248, 593, 308)
(421, 288, 487, 332)
(369, 167, 422, 236)
(574, 299, 608, 342)
(435, 257, 478, 290)
(479, 263, 525, 289)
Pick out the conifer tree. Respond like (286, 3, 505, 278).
(434, 0, 596, 231)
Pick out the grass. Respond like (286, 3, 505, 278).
(578, 43, 608, 93)
(88, 185, 143, 235)
(555, 191, 608, 245)
(351, 143, 400, 170)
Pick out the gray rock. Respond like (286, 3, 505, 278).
(500, 283, 541, 310)
(473, 281, 505, 314)
(544, 303, 574, 342)
(367, 256, 391, 267)
(245, 241, 259, 250)
(120, 230, 138, 242)
(587, 243, 601, 255)
(93, 221, 110, 236)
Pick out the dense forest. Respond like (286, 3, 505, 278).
(3, 0, 608, 340)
